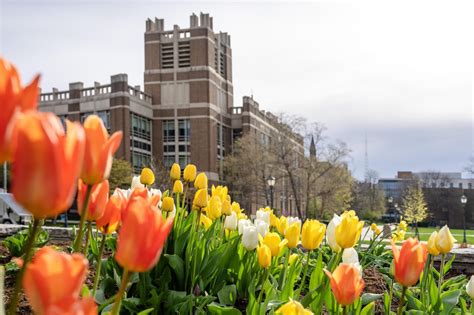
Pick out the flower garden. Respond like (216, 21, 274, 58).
(2, 57, 474, 315)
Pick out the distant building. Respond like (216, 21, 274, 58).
(378, 171, 474, 228)
(38, 13, 304, 213)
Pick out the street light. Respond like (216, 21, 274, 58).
(267, 176, 276, 209)
(461, 194, 468, 247)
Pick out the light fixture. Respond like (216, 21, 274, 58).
(461, 195, 468, 204)
(267, 176, 276, 187)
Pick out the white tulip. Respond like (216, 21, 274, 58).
(149, 188, 162, 199)
(238, 219, 251, 235)
(256, 210, 270, 225)
(242, 225, 259, 250)
(131, 175, 144, 189)
(342, 248, 359, 264)
(327, 214, 341, 252)
(287, 216, 301, 228)
(254, 219, 269, 237)
(224, 212, 238, 230)
(467, 276, 474, 299)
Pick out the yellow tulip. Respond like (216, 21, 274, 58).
(173, 180, 183, 194)
(427, 231, 440, 256)
(183, 164, 197, 182)
(335, 212, 364, 249)
(399, 220, 408, 231)
(276, 216, 288, 235)
(257, 244, 272, 269)
(161, 196, 174, 213)
(140, 167, 155, 186)
(221, 199, 232, 216)
(262, 232, 288, 257)
(301, 219, 326, 250)
(276, 299, 313, 315)
(231, 201, 241, 214)
(194, 172, 208, 190)
(435, 225, 456, 254)
(285, 222, 300, 249)
(193, 189, 208, 209)
(289, 253, 299, 265)
(207, 195, 222, 220)
(270, 212, 278, 227)
(170, 163, 181, 181)
(370, 223, 378, 232)
(200, 214, 212, 230)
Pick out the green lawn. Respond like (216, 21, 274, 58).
(405, 227, 474, 244)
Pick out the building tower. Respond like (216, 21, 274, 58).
(144, 13, 233, 182)
(309, 135, 316, 159)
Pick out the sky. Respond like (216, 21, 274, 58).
(1, 0, 473, 179)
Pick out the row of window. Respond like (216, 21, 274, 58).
(163, 119, 190, 142)
(132, 151, 151, 174)
(131, 113, 151, 141)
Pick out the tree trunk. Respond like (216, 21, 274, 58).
(286, 165, 302, 219)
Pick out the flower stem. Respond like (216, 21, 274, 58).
(8, 218, 41, 315)
(111, 268, 131, 315)
(257, 268, 269, 305)
(279, 249, 291, 289)
(397, 286, 407, 315)
(295, 250, 311, 297)
(342, 305, 347, 315)
(92, 233, 107, 298)
(438, 253, 446, 292)
(83, 221, 92, 256)
(73, 184, 93, 252)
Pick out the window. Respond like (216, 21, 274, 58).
(131, 151, 151, 174)
(131, 113, 151, 141)
(163, 120, 175, 142)
(178, 119, 190, 142)
(469, 183, 473, 189)
(161, 43, 174, 69)
(450, 183, 454, 188)
(459, 183, 463, 189)
(81, 111, 110, 130)
(163, 156, 175, 169)
(178, 155, 190, 169)
(178, 41, 190, 68)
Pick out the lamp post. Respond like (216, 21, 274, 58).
(267, 176, 276, 209)
(461, 194, 468, 247)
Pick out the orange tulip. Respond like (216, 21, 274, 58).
(81, 115, 122, 185)
(77, 179, 109, 221)
(11, 113, 85, 218)
(115, 197, 174, 272)
(22, 246, 97, 315)
(96, 189, 124, 234)
(392, 237, 428, 287)
(0, 57, 40, 163)
(324, 263, 365, 306)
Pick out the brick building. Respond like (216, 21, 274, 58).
(38, 13, 305, 213)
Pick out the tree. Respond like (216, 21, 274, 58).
(351, 169, 386, 220)
(401, 184, 428, 238)
(108, 158, 133, 192)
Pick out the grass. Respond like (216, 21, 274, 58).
(405, 226, 474, 244)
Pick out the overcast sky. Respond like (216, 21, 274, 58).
(1, 0, 472, 179)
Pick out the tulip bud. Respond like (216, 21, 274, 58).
(131, 175, 144, 189)
(276, 216, 288, 235)
(11, 113, 85, 218)
(254, 218, 269, 237)
(194, 172, 208, 190)
(170, 163, 181, 181)
(173, 180, 184, 194)
(140, 167, 155, 186)
(392, 238, 427, 287)
(193, 189, 208, 209)
(221, 199, 232, 216)
(301, 219, 326, 251)
(224, 212, 238, 230)
(81, 115, 122, 185)
(276, 299, 313, 314)
(207, 195, 222, 220)
(96, 190, 124, 235)
(335, 211, 364, 249)
(183, 164, 197, 182)
(162, 196, 175, 213)
(231, 202, 241, 214)
(287, 216, 301, 228)
(324, 264, 365, 306)
(427, 231, 440, 256)
(200, 213, 212, 230)
(327, 214, 341, 252)
(289, 253, 299, 265)
(257, 244, 272, 268)
(435, 225, 456, 254)
(242, 225, 259, 250)
(262, 232, 288, 257)
(285, 222, 301, 249)
(256, 210, 270, 225)
(238, 219, 251, 235)
(370, 223, 378, 231)
(77, 179, 109, 221)
(466, 276, 474, 299)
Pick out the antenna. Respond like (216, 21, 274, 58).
(364, 131, 369, 182)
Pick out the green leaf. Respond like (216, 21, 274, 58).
(137, 308, 154, 315)
(165, 254, 185, 287)
(361, 293, 383, 306)
(218, 285, 237, 306)
(440, 289, 461, 315)
(207, 302, 242, 315)
(360, 301, 375, 315)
